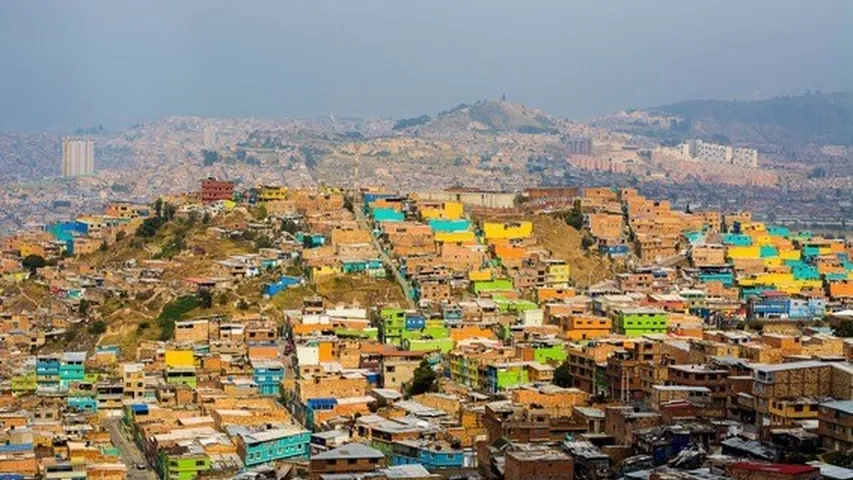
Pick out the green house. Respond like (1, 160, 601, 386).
(11, 373, 37, 395)
(485, 362, 530, 394)
(404, 338, 454, 354)
(533, 344, 567, 364)
(159, 449, 211, 480)
(615, 308, 669, 337)
(473, 278, 514, 295)
(379, 308, 407, 344)
(165, 367, 197, 388)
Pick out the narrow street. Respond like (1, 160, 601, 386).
(353, 201, 416, 309)
(104, 418, 158, 480)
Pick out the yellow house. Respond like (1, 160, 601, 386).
(311, 264, 341, 279)
(547, 262, 570, 284)
(420, 202, 464, 220)
(435, 231, 476, 244)
(258, 186, 289, 203)
(468, 269, 492, 281)
(726, 245, 760, 260)
(19, 243, 46, 258)
(164, 350, 194, 368)
(483, 221, 533, 240)
(779, 249, 801, 261)
(767, 398, 820, 425)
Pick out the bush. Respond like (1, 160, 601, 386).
(88, 320, 107, 335)
(406, 360, 438, 397)
(157, 296, 199, 340)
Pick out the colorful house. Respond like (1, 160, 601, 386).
(482, 221, 533, 240)
(36, 355, 61, 389)
(237, 427, 311, 467)
(485, 362, 530, 394)
(428, 219, 471, 232)
(472, 279, 514, 295)
(251, 359, 285, 396)
(59, 352, 86, 386)
(614, 309, 669, 337)
(164, 350, 197, 388)
(159, 448, 211, 480)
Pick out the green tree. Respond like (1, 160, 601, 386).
(406, 360, 438, 397)
(565, 199, 585, 230)
(835, 320, 853, 337)
(88, 320, 107, 335)
(115, 230, 126, 242)
(581, 235, 596, 251)
(255, 235, 274, 250)
(78, 299, 91, 318)
(553, 361, 572, 388)
(198, 289, 213, 309)
(22, 254, 46, 275)
(154, 198, 163, 218)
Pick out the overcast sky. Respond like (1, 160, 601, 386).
(0, 0, 850, 131)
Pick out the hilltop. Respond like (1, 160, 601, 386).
(393, 99, 567, 136)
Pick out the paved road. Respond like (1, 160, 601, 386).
(354, 203, 416, 309)
(104, 418, 158, 480)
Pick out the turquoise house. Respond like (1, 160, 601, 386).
(722, 234, 752, 246)
(428, 219, 471, 232)
(683, 231, 705, 244)
(698, 271, 734, 287)
(759, 245, 779, 258)
(767, 226, 790, 237)
(67, 396, 98, 413)
(237, 428, 311, 467)
(251, 359, 284, 396)
(391, 440, 471, 469)
(60, 352, 86, 386)
(296, 233, 326, 248)
(372, 207, 404, 222)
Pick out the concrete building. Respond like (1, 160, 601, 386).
(61, 137, 94, 177)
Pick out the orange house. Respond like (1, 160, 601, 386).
(536, 286, 576, 303)
(829, 280, 853, 299)
(560, 315, 612, 341)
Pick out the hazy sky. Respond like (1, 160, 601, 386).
(0, 0, 850, 131)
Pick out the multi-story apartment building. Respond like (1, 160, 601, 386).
(61, 137, 94, 177)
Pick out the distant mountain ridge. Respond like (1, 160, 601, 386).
(651, 91, 853, 146)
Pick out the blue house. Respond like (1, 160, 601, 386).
(251, 359, 284, 396)
(237, 427, 311, 467)
(405, 313, 426, 331)
(36, 355, 61, 389)
(305, 398, 337, 430)
(599, 244, 630, 256)
(67, 396, 98, 413)
(390, 440, 471, 470)
(265, 276, 302, 296)
(749, 293, 790, 320)
(296, 233, 326, 248)
(722, 234, 752, 246)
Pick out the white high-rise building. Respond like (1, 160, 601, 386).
(203, 126, 216, 150)
(61, 138, 94, 177)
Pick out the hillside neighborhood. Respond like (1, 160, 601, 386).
(0, 181, 851, 480)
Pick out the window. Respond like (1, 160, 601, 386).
(348, 459, 358, 465)
(196, 460, 205, 467)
